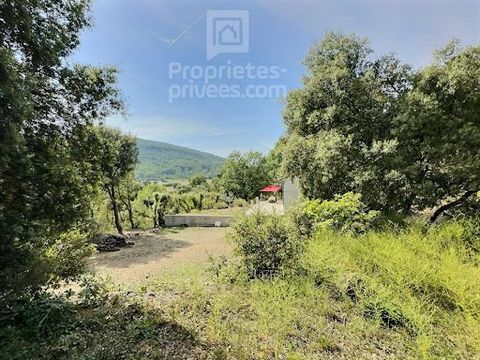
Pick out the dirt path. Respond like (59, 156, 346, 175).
(89, 227, 231, 286)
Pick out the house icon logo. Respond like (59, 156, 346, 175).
(214, 21, 242, 46)
(207, 10, 249, 60)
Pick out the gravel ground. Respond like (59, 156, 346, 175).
(89, 227, 231, 286)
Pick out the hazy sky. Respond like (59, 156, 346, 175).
(73, 0, 480, 157)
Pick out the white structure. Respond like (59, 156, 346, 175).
(282, 178, 301, 209)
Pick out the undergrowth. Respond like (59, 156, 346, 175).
(3, 219, 480, 359)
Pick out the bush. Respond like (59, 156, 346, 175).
(213, 201, 229, 210)
(233, 198, 248, 208)
(228, 213, 304, 278)
(189, 174, 207, 187)
(290, 192, 379, 238)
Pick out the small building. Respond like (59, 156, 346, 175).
(260, 185, 282, 201)
(258, 180, 301, 209)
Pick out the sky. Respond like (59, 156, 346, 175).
(73, 0, 480, 157)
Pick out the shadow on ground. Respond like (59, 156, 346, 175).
(89, 227, 231, 285)
(1, 294, 218, 359)
(90, 234, 191, 269)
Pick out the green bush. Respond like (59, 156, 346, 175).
(228, 213, 304, 278)
(233, 198, 248, 208)
(189, 174, 207, 187)
(290, 192, 379, 238)
(213, 201, 229, 210)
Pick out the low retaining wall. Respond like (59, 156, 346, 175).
(164, 215, 234, 227)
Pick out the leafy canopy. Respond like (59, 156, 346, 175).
(0, 0, 124, 296)
(218, 151, 272, 201)
(282, 32, 480, 215)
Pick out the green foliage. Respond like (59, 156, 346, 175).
(265, 136, 287, 180)
(0, 281, 211, 360)
(142, 220, 480, 359)
(118, 173, 143, 229)
(213, 200, 229, 210)
(301, 222, 480, 357)
(6, 219, 480, 359)
(153, 192, 170, 227)
(291, 193, 379, 237)
(135, 139, 224, 181)
(228, 213, 303, 278)
(232, 198, 248, 208)
(396, 42, 480, 215)
(282, 32, 480, 216)
(0, 0, 124, 297)
(218, 151, 272, 201)
(189, 173, 207, 187)
(88, 125, 138, 234)
(42, 230, 97, 287)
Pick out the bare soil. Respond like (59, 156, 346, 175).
(89, 227, 231, 286)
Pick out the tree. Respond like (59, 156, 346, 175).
(397, 41, 480, 221)
(153, 193, 170, 228)
(189, 173, 207, 187)
(218, 151, 272, 201)
(90, 126, 138, 234)
(265, 136, 287, 180)
(282, 33, 480, 219)
(282, 32, 412, 213)
(118, 173, 142, 229)
(0, 0, 124, 297)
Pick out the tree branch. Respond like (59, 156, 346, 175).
(429, 190, 477, 224)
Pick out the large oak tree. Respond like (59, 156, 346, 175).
(282, 32, 480, 219)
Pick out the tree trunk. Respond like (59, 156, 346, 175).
(121, 196, 135, 229)
(429, 190, 476, 224)
(108, 185, 123, 234)
(153, 204, 158, 228)
(127, 199, 135, 229)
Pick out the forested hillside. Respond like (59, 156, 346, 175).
(135, 138, 225, 180)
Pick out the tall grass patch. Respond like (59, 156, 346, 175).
(303, 223, 480, 358)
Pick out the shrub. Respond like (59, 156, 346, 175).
(189, 174, 207, 187)
(233, 198, 248, 208)
(228, 213, 304, 278)
(290, 192, 379, 238)
(214, 201, 229, 210)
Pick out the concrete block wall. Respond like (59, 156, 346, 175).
(163, 215, 234, 227)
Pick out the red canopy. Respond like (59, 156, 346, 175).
(260, 185, 282, 193)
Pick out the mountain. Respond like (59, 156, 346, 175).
(135, 138, 225, 181)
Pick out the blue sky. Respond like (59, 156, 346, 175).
(73, 0, 480, 157)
